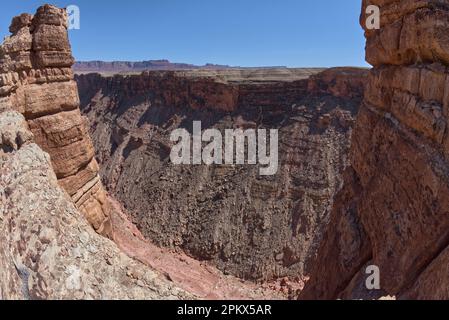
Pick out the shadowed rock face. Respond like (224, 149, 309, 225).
(0, 5, 110, 235)
(76, 68, 367, 281)
(301, 0, 449, 300)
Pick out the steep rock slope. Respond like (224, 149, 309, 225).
(0, 5, 110, 235)
(74, 60, 233, 72)
(300, 0, 449, 299)
(77, 68, 367, 281)
(0, 111, 191, 299)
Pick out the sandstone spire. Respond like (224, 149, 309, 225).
(0, 111, 191, 299)
(0, 5, 111, 235)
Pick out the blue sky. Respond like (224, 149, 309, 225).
(0, 0, 368, 67)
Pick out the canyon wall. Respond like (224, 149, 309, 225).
(300, 0, 449, 299)
(76, 68, 367, 282)
(0, 4, 193, 300)
(0, 5, 110, 235)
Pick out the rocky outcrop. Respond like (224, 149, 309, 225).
(300, 0, 449, 299)
(0, 111, 191, 299)
(76, 68, 367, 283)
(74, 60, 233, 73)
(0, 5, 110, 235)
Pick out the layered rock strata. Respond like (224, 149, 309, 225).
(0, 5, 110, 234)
(0, 111, 191, 299)
(76, 68, 367, 282)
(300, 0, 449, 299)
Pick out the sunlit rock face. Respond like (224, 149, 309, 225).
(76, 67, 367, 281)
(0, 5, 111, 235)
(301, 0, 449, 300)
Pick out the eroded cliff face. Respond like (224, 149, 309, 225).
(300, 0, 449, 299)
(0, 5, 110, 235)
(0, 4, 197, 300)
(0, 111, 191, 299)
(76, 68, 367, 282)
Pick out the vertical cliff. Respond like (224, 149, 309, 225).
(0, 111, 192, 299)
(0, 5, 110, 235)
(300, 0, 449, 299)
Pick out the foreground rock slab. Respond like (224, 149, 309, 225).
(0, 111, 192, 300)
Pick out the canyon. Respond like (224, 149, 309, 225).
(2, 0, 449, 300)
(75, 67, 366, 283)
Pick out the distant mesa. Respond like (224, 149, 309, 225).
(73, 60, 332, 84)
(73, 60, 237, 73)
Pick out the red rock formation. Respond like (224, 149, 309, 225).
(0, 5, 110, 235)
(300, 0, 449, 299)
(307, 67, 367, 98)
(0, 111, 192, 299)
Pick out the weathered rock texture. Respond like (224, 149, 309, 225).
(0, 5, 110, 235)
(0, 111, 191, 300)
(300, 0, 449, 299)
(76, 68, 367, 282)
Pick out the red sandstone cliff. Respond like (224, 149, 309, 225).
(300, 0, 449, 299)
(0, 5, 194, 300)
(0, 5, 110, 235)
